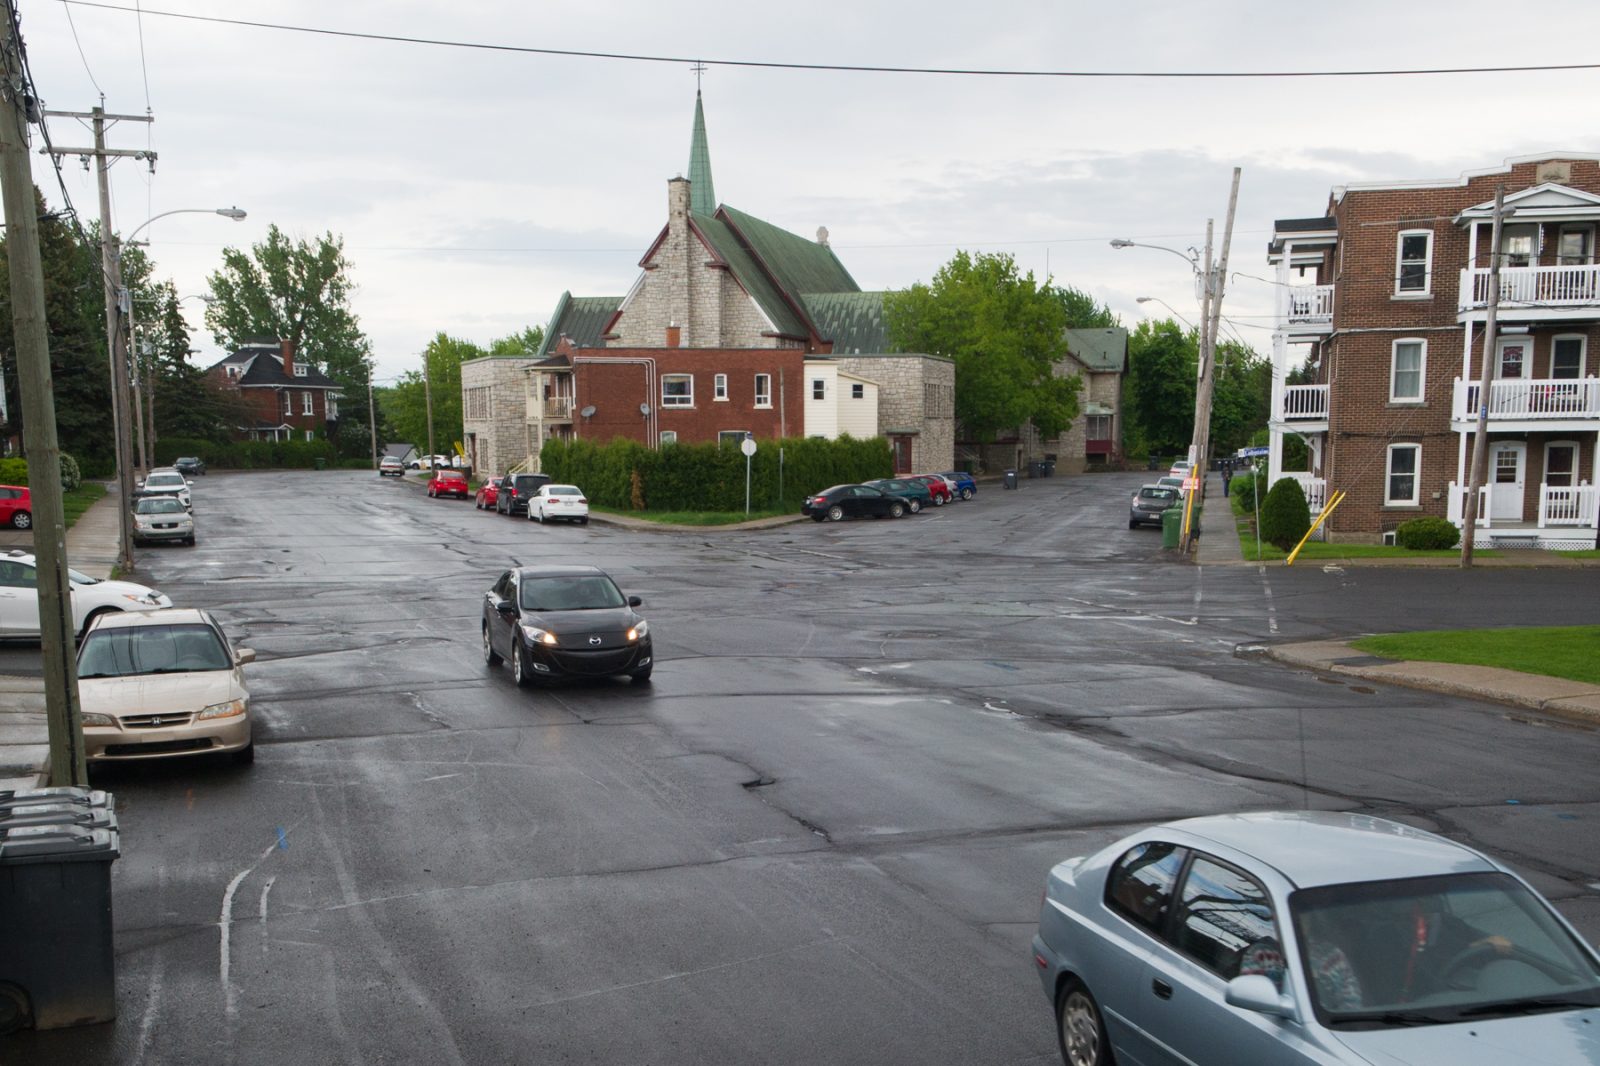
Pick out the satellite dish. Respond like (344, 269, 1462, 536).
(639, 403, 651, 415)
(580, 405, 596, 418)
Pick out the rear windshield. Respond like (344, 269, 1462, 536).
(78, 623, 231, 677)
(1140, 488, 1179, 501)
(514, 475, 549, 489)
(547, 486, 582, 496)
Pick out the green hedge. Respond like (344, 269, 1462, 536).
(539, 435, 894, 513)
(0, 452, 83, 489)
(154, 436, 337, 470)
(1394, 517, 1460, 550)
(1260, 477, 1312, 551)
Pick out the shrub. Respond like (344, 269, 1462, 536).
(1259, 477, 1311, 551)
(1394, 517, 1460, 550)
(1228, 469, 1256, 507)
(0, 457, 25, 486)
(58, 452, 81, 491)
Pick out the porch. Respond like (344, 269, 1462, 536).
(1453, 378, 1600, 423)
(1460, 264, 1600, 317)
(1446, 481, 1599, 549)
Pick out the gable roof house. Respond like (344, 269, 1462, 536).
(480, 92, 954, 476)
(1266, 154, 1600, 548)
(206, 338, 342, 442)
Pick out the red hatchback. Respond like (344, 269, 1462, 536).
(474, 477, 501, 510)
(908, 474, 953, 506)
(427, 470, 470, 499)
(0, 484, 30, 529)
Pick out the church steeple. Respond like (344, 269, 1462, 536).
(688, 90, 717, 217)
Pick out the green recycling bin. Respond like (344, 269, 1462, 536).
(314, 457, 326, 470)
(1161, 507, 1183, 549)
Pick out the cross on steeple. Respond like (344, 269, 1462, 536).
(691, 61, 707, 92)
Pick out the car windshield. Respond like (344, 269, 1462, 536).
(1140, 488, 1178, 501)
(135, 497, 186, 514)
(145, 474, 185, 488)
(1290, 872, 1600, 1029)
(78, 623, 231, 678)
(519, 575, 625, 612)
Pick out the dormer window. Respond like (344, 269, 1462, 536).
(226, 366, 240, 380)
(294, 364, 308, 377)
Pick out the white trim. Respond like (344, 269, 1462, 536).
(713, 373, 728, 401)
(753, 373, 772, 408)
(1385, 443, 1421, 506)
(1544, 439, 1580, 488)
(1551, 333, 1587, 378)
(661, 372, 694, 408)
(1395, 229, 1433, 295)
(1333, 153, 1600, 202)
(1390, 338, 1427, 403)
(1495, 336, 1531, 380)
(658, 430, 677, 447)
(811, 377, 826, 401)
(1557, 224, 1595, 266)
(301, 391, 315, 415)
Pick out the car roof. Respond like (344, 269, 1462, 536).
(1139, 484, 1176, 492)
(514, 564, 607, 579)
(1163, 811, 1498, 889)
(87, 607, 214, 632)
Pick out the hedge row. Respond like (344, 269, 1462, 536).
(0, 453, 83, 490)
(539, 435, 894, 513)
(154, 436, 337, 470)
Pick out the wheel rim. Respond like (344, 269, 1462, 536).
(1060, 992, 1101, 1066)
(513, 646, 526, 684)
(15, 514, 30, 529)
(828, 506, 844, 521)
(483, 625, 494, 663)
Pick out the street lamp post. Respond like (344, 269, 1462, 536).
(110, 208, 245, 571)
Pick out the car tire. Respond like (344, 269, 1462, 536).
(825, 505, 844, 522)
(232, 741, 255, 766)
(186, 535, 197, 546)
(629, 665, 652, 683)
(908, 499, 922, 514)
(1129, 519, 1139, 529)
(10, 510, 30, 530)
(532, 509, 542, 523)
(578, 517, 588, 525)
(512, 644, 532, 687)
(79, 607, 118, 641)
(483, 622, 502, 666)
(961, 488, 974, 500)
(811, 514, 826, 523)
(889, 502, 906, 518)
(934, 495, 946, 506)
(1055, 980, 1112, 1066)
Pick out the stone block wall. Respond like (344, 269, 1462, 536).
(461, 357, 533, 478)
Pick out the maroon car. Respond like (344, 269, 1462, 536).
(427, 469, 470, 499)
(908, 474, 953, 506)
(474, 477, 501, 510)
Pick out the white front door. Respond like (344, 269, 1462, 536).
(1491, 442, 1527, 522)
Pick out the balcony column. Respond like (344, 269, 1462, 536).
(1269, 330, 1286, 490)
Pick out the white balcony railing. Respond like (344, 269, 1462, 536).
(1460, 264, 1600, 310)
(1455, 377, 1600, 420)
(1447, 483, 1491, 527)
(1280, 474, 1327, 511)
(1539, 482, 1598, 527)
(543, 397, 573, 420)
(1281, 384, 1329, 421)
(1282, 284, 1335, 328)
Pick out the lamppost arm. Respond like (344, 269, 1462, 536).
(125, 206, 246, 246)
(1111, 238, 1200, 274)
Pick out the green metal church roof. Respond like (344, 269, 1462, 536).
(800, 291, 899, 354)
(1064, 327, 1128, 372)
(688, 91, 717, 218)
(534, 292, 623, 359)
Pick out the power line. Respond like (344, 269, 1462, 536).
(59, 0, 103, 95)
(58, 2, 1600, 80)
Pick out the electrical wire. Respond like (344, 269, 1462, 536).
(57, 1, 1600, 81)
(59, 0, 104, 95)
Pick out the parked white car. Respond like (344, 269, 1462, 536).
(132, 496, 196, 546)
(0, 549, 172, 638)
(136, 468, 193, 510)
(528, 484, 590, 525)
(77, 608, 256, 764)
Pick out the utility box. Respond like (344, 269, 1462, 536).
(0, 788, 120, 1033)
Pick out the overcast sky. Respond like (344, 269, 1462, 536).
(23, 0, 1600, 382)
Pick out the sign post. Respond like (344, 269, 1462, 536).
(741, 434, 757, 516)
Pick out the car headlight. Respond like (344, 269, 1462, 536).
(198, 698, 247, 720)
(80, 712, 115, 727)
(521, 625, 558, 646)
(627, 620, 649, 642)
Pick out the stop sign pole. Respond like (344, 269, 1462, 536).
(742, 433, 757, 515)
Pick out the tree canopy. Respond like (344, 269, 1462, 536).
(382, 327, 546, 456)
(884, 251, 1080, 441)
(1123, 318, 1271, 459)
(1054, 285, 1118, 329)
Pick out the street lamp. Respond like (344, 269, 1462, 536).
(109, 207, 246, 573)
(1135, 295, 1197, 333)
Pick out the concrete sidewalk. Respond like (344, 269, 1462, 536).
(1194, 474, 1246, 566)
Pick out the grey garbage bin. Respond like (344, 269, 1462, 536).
(1003, 469, 1018, 490)
(0, 788, 120, 1032)
(1042, 460, 1056, 477)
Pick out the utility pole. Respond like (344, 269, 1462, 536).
(42, 106, 154, 575)
(1, 2, 88, 785)
(1461, 185, 1507, 568)
(367, 362, 378, 469)
(423, 357, 436, 466)
(1181, 168, 1242, 553)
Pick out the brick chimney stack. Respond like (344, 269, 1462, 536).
(666, 322, 681, 348)
(281, 338, 296, 377)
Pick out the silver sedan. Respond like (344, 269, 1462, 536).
(1032, 811, 1600, 1065)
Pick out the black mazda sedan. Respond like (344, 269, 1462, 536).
(801, 483, 911, 522)
(482, 565, 652, 686)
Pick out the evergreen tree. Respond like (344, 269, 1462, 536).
(1260, 477, 1312, 551)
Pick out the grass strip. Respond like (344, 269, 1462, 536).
(1350, 626, 1600, 686)
(591, 505, 792, 527)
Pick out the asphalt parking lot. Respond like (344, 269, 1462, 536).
(8, 469, 1600, 1064)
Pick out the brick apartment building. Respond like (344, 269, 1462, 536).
(1267, 154, 1600, 548)
(467, 92, 954, 478)
(206, 339, 342, 442)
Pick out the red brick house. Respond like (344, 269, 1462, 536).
(1267, 154, 1600, 549)
(206, 339, 343, 442)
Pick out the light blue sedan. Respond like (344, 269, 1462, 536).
(1032, 811, 1600, 1065)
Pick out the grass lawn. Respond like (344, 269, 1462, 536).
(1350, 626, 1600, 686)
(1553, 549, 1600, 559)
(591, 505, 792, 526)
(63, 482, 108, 527)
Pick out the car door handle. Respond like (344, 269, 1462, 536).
(1151, 978, 1173, 1000)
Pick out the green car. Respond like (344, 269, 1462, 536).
(864, 478, 933, 514)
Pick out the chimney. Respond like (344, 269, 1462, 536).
(668, 176, 690, 224)
(666, 322, 681, 348)
(281, 338, 296, 377)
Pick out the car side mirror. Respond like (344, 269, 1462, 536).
(236, 648, 257, 665)
(1224, 975, 1296, 1019)
(495, 599, 518, 615)
(627, 595, 642, 607)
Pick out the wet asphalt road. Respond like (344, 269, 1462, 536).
(8, 470, 1600, 1065)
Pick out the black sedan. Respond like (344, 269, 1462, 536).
(173, 456, 206, 476)
(482, 565, 653, 686)
(801, 484, 910, 522)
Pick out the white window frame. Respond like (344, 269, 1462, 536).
(1395, 229, 1433, 296)
(302, 391, 315, 415)
(658, 430, 677, 447)
(661, 374, 694, 408)
(754, 374, 772, 408)
(811, 378, 826, 401)
(304, 429, 314, 442)
(293, 364, 308, 377)
(1389, 338, 1426, 403)
(713, 373, 728, 401)
(718, 430, 749, 447)
(850, 382, 864, 400)
(283, 390, 293, 416)
(1551, 334, 1587, 379)
(1557, 225, 1594, 266)
(327, 397, 338, 420)
(1500, 225, 1537, 269)
(1385, 443, 1421, 506)
(1545, 440, 1579, 488)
